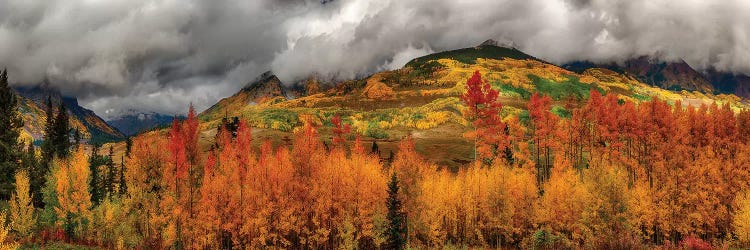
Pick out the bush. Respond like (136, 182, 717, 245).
(524, 229, 570, 250)
(497, 82, 531, 99)
(365, 122, 388, 139)
(252, 109, 299, 132)
(551, 105, 571, 118)
(679, 236, 712, 250)
(631, 93, 651, 101)
(531, 75, 604, 100)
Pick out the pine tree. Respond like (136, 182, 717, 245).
(88, 144, 104, 205)
(41, 95, 54, 163)
(52, 101, 71, 158)
(0, 68, 23, 200)
(9, 169, 35, 237)
(385, 172, 406, 250)
(125, 136, 133, 157)
(106, 146, 115, 199)
(118, 156, 127, 197)
(33, 95, 56, 207)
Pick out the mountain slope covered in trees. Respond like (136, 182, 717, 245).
(14, 86, 124, 144)
(180, 42, 750, 168)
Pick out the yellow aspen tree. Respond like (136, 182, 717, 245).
(0, 211, 18, 250)
(54, 148, 92, 238)
(9, 170, 35, 238)
(122, 135, 170, 247)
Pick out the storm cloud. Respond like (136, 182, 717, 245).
(0, 0, 748, 119)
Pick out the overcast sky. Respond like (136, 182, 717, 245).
(0, 0, 748, 119)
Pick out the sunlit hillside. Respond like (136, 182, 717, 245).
(155, 44, 750, 168)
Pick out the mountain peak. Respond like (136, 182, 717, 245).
(240, 71, 286, 100)
(243, 71, 278, 90)
(478, 38, 516, 49)
(480, 39, 499, 46)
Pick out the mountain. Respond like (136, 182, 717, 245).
(14, 86, 125, 144)
(123, 42, 749, 168)
(202, 71, 289, 118)
(563, 56, 714, 92)
(702, 69, 750, 99)
(107, 113, 181, 136)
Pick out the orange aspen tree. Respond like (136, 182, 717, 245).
(163, 105, 201, 248)
(528, 93, 558, 184)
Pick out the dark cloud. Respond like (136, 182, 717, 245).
(0, 0, 748, 119)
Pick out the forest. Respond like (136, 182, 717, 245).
(2, 69, 750, 249)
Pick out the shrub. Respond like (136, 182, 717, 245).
(253, 109, 299, 132)
(679, 236, 712, 250)
(497, 83, 532, 99)
(551, 105, 571, 118)
(524, 229, 570, 250)
(365, 122, 388, 139)
(531, 75, 604, 100)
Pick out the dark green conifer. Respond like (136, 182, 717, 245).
(0, 68, 23, 199)
(385, 172, 406, 250)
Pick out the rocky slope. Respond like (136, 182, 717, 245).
(14, 86, 124, 144)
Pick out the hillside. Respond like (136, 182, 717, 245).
(14, 86, 125, 144)
(112, 42, 748, 168)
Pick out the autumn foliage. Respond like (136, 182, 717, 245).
(10, 72, 750, 249)
(461, 70, 508, 164)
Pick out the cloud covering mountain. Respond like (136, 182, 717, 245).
(0, 0, 748, 119)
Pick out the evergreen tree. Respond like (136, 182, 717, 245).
(105, 146, 115, 199)
(385, 172, 406, 250)
(51, 101, 71, 158)
(0, 68, 23, 200)
(118, 156, 127, 197)
(125, 136, 133, 157)
(88, 144, 104, 205)
(41, 95, 54, 164)
(33, 96, 55, 207)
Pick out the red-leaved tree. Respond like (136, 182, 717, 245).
(460, 70, 508, 165)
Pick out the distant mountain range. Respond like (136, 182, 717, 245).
(107, 113, 183, 136)
(563, 57, 750, 98)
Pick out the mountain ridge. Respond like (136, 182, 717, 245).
(563, 56, 714, 93)
(107, 112, 182, 136)
(13, 85, 124, 144)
